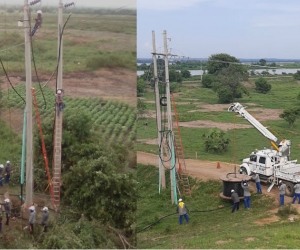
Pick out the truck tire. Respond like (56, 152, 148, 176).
(240, 167, 248, 175)
(284, 181, 294, 197)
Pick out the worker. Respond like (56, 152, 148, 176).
(241, 181, 251, 209)
(31, 10, 42, 36)
(176, 198, 189, 225)
(278, 180, 286, 205)
(292, 182, 300, 204)
(56, 89, 65, 116)
(0, 198, 11, 225)
(0, 164, 4, 186)
(4, 161, 12, 184)
(29, 205, 36, 234)
(251, 171, 262, 194)
(41, 206, 49, 232)
(231, 189, 240, 213)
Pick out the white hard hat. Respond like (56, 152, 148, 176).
(231, 189, 235, 193)
(29, 205, 35, 211)
(4, 198, 9, 203)
(178, 198, 182, 202)
(0, 164, 4, 169)
(57, 90, 62, 94)
(37, 10, 42, 14)
(6, 161, 10, 164)
(42, 206, 48, 211)
(279, 180, 282, 184)
(243, 182, 247, 186)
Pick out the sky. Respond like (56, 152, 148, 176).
(137, 0, 300, 59)
(3, 0, 136, 9)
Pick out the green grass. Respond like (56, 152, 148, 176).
(137, 164, 300, 249)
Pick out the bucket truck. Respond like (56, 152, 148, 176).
(228, 102, 300, 196)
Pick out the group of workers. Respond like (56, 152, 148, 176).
(0, 198, 49, 233)
(0, 161, 12, 186)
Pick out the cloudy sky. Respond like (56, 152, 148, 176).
(137, 0, 300, 59)
(2, 0, 136, 9)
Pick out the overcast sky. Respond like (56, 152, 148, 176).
(137, 0, 300, 59)
(2, 0, 136, 9)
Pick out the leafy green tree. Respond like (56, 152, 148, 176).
(259, 58, 266, 66)
(137, 98, 147, 119)
(201, 74, 215, 88)
(169, 69, 182, 83)
(202, 129, 230, 153)
(293, 70, 300, 80)
(137, 78, 146, 97)
(255, 77, 272, 94)
(279, 107, 300, 128)
(181, 69, 191, 78)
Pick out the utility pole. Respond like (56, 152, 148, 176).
(52, 0, 64, 210)
(24, 0, 33, 207)
(152, 31, 166, 191)
(163, 30, 177, 204)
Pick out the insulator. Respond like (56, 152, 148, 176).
(29, 0, 41, 6)
(64, 2, 75, 8)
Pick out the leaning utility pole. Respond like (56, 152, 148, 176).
(24, 0, 33, 207)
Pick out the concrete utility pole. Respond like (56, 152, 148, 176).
(152, 31, 166, 191)
(163, 30, 177, 204)
(24, 0, 33, 207)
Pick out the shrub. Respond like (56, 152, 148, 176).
(255, 77, 272, 94)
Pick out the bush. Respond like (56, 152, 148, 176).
(202, 74, 215, 88)
(202, 129, 230, 153)
(255, 77, 272, 94)
(276, 204, 298, 219)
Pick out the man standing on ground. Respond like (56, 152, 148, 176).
(29, 206, 36, 234)
(231, 189, 240, 213)
(0, 164, 4, 187)
(0, 198, 11, 225)
(292, 182, 300, 204)
(278, 180, 286, 205)
(4, 161, 12, 184)
(251, 171, 262, 194)
(176, 198, 189, 225)
(41, 206, 49, 232)
(241, 181, 251, 209)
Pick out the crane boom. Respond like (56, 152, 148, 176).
(228, 102, 279, 151)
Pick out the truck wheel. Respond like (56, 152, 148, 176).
(284, 181, 294, 197)
(240, 167, 248, 175)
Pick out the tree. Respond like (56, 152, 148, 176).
(259, 59, 266, 66)
(293, 70, 300, 80)
(279, 107, 300, 128)
(181, 69, 191, 78)
(137, 77, 146, 97)
(169, 69, 182, 83)
(255, 77, 272, 94)
(202, 129, 230, 153)
(137, 98, 148, 119)
(201, 74, 215, 88)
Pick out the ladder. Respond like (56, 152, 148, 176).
(53, 102, 63, 209)
(31, 88, 56, 209)
(171, 92, 191, 196)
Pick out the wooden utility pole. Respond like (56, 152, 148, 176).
(24, 0, 33, 207)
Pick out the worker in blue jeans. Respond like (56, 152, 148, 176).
(292, 182, 300, 204)
(251, 171, 262, 194)
(278, 180, 286, 205)
(176, 198, 189, 225)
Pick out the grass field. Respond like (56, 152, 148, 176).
(137, 164, 300, 249)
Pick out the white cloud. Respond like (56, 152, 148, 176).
(137, 0, 208, 11)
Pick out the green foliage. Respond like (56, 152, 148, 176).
(255, 77, 272, 94)
(202, 129, 230, 153)
(276, 204, 298, 219)
(169, 69, 182, 83)
(216, 86, 233, 103)
(201, 74, 215, 88)
(259, 58, 267, 66)
(279, 107, 300, 128)
(181, 69, 191, 78)
(293, 70, 300, 80)
(137, 98, 147, 118)
(137, 78, 146, 97)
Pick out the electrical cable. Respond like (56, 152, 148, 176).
(0, 56, 26, 104)
(137, 204, 231, 233)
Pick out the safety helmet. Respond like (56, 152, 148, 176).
(42, 206, 48, 211)
(37, 10, 42, 14)
(243, 182, 247, 186)
(231, 189, 235, 193)
(57, 90, 62, 94)
(0, 164, 4, 169)
(29, 205, 35, 211)
(178, 198, 182, 202)
(4, 198, 9, 203)
(6, 161, 10, 164)
(279, 180, 282, 184)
